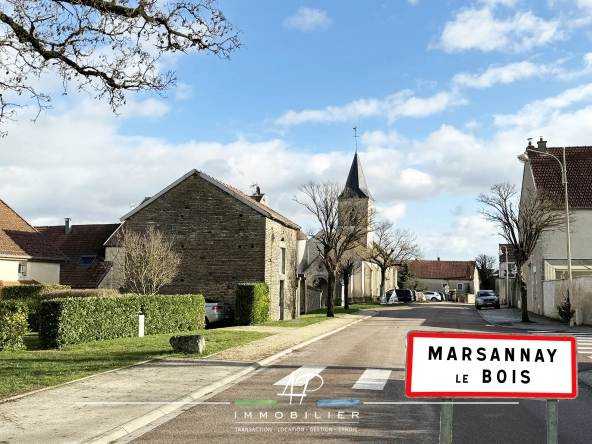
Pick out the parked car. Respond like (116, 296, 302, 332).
(411, 290, 417, 302)
(475, 290, 500, 310)
(422, 291, 443, 302)
(205, 299, 227, 326)
(395, 289, 413, 303)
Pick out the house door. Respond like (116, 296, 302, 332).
(299, 280, 306, 315)
(279, 280, 285, 320)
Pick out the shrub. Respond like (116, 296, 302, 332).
(235, 283, 269, 325)
(557, 290, 576, 323)
(0, 284, 70, 332)
(0, 300, 29, 351)
(42, 289, 119, 300)
(38, 294, 205, 349)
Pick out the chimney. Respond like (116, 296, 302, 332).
(437, 257, 440, 261)
(250, 185, 268, 206)
(536, 136, 547, 152)
(65, 218, 71, 235)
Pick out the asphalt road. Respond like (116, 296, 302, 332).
(130, 303, 592, 444)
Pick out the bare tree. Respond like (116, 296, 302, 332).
(338, 252, 360, 310)
(475, 254, 497, 290)
(477, 182, 567, 322)
(114, 225, 182, 295)
(367, 220, 422, 300)
(0, 0, 241, 135)
(294, 181, 374, 317)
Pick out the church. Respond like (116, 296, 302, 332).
(298, 153, 396, 310)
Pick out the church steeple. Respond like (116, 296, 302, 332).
(341, 152, 373, 200)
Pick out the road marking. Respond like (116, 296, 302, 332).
(273, 366, 325, 387)
(364, 402, 520, 405)
(352, 368, 392, 390)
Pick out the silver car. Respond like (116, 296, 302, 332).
(205, 299, 226, 326)
(422, 291, 442, 302)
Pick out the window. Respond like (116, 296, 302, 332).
(457, 283, 463, 291)
(280, 247, 286, 275)
(18, 263, 26, 276)
(77, 255, 97, 266)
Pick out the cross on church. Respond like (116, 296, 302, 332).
(353, 126, 359, 152)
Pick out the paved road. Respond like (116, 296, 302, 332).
(129, 303, 592, 444)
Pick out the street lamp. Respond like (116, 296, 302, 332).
(517, 141, 573, 299)
(499, 245, 509, 306)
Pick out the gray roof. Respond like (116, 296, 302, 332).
(340, 153, 373, 200)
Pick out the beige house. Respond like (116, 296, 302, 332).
(406, 259, 479, 301)
(519, 139, 592, 323)
(300, 153, 396, 306)
(101, 170, 302, 321)
(0, 199, 67, 285)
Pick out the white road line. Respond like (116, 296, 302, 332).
(273, 366, 325, 387)
(352, 368, 392, 391)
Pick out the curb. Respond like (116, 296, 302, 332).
(86, 312, 376, 444)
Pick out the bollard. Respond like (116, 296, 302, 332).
(138, 314, 145, 337)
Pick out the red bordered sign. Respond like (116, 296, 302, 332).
(405, 331, 577, 399)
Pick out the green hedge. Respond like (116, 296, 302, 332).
(42, 289, 119, 300)
(0, 300, 29, 351)
(235, 283, 269, 325)
(38, 294, 205, 349)
(0, 284, 70, 332)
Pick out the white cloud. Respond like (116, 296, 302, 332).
(434, 4, 564, 53)
(175, 83, 193, 101)
(453, 61, 548, 88)
(274, 89, 466, 126)
(408, 0, 419, 5)
(376, 203, 407, 223)
(283, 8, 332, 32)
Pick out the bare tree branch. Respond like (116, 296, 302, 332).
(477, 182, 569, 321)
(0, 0, 241, 136)
(475, 254, 497, 290)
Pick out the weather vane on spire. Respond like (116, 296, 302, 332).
(353, 126, 359, 153)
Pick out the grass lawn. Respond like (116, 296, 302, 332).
(263, 303, 382, 327)
(0, 329, 272, 400)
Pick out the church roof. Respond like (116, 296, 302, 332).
(341, 153, 373, 200)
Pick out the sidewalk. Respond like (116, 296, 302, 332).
(0, 310, 376, 444)
(477, 305, 592, 333)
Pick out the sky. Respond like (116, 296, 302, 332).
(3, 0, 592, 261)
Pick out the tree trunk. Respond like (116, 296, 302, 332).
(326, 271, 335, 317)
(517, 266, 530, 322)
(380, 266, 387, 301)
(344, 270, 350, 310)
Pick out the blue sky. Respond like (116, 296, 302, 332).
(4, 0, 592, 261)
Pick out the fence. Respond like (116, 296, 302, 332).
(543, 276, 592, 325)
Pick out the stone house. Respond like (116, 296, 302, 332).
(0, 199, 67, 285)
(406, 259, 479, 300)
(300, 153, 395, 306)
(101, 170, 302, 321)
(35, 221, 120, 289)
(519, 139, 592, 321)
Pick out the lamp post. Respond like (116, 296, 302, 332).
(500, 245, 509, 306)
(517, 144, 572, 301)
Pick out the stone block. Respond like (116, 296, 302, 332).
(170, 335, 205, 354)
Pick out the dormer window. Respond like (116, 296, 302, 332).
(77, 255, 97, 266)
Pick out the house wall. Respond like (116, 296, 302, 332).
(0, 259, 59, 284)
(307, 286, 322, 312)
(264, 218, 298, 320)
(106, 174, 270, 304)
(421, 278, 475, 295)
(0, 259, 19, 281)
(27, 262, 60, 284)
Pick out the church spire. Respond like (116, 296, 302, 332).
(341, 152, 373, 200)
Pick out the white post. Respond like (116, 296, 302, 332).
(138, 314, 145, 337)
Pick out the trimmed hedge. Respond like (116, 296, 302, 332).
(42, 289, 119, 300)
(235, 283, 269, 325)
(0, 284, 70, 332)
(38, 294, 205, 349)
(0, 300, 29, 351)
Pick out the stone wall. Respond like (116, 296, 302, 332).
(264, 218, 298, 320)
(306, 286, 323, 312)
(108, 173, 269, 304)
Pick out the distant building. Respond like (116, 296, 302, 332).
(0, 199, 67, 286)
(405, 259, 479, 299)
(36, 221, 120, 289)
